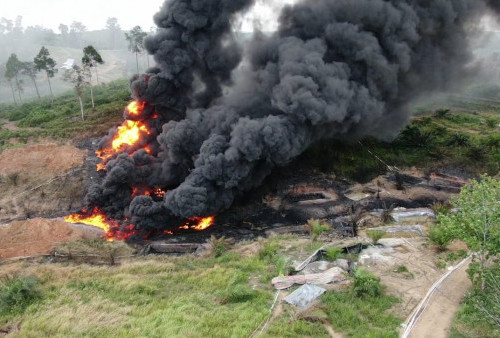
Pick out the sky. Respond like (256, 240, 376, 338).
(0, 0, 298, 33)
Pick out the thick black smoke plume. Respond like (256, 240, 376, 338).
(86, 0, 500, 231)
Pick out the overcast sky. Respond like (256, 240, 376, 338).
(1, 0, 298, 33)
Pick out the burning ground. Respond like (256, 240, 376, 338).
(67, 0, 500, 240)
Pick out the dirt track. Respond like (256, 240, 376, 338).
(408, 261, 471, 338)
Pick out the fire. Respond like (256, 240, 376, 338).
(192, 216, 215, 231)
(96, 101, 152, 171)
(179, 216, 215, 231)
(64, 207, 112, 234)
(112, 120, 151, 150)
(126, 100, 146, 116)
(131, 186, 166, 199)
(65, 207, 215, 242)
(67, 99, 217, 242)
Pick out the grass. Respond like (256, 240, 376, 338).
(265, 267, 401, 338)
(0, 236, 403, 337)
(297, 103, 500, 181)
(0, 276, 41, 317)
(451, 262, 500, 337)
(0, 79, 130, 149)
(306, 218, 331, 241)
(366, 230, 386, 244)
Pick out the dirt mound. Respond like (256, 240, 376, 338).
(0, 143, 90, 222)
(0, 143, 86, 176)
(0, 218, 100, 259)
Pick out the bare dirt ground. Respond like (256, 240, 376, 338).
(362, 238, 444, 318)
(0, 218, 100, 259)
(0, 143, 89, 222)
(408, 260, 471, 338)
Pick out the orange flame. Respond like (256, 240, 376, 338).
(64, 207, 111, 234)
(126, 101, 146, 116)
(68, 100, 217, 242)
(131, 186, 166, 199)
(179, 216, 215, 231)
(96, 101, 152, 171)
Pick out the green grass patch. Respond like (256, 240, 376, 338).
(452, 262, 500, 337)
(0, 276, 41, 317)
(0, 79, 130, 149)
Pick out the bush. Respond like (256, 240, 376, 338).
(397, 125, 434, 147)
(352, 268, 383, 298)
(0, 276, 41, 316)
(258, 241, 281, 261)
(306, 219, 331, 241)
(446, 132, 470, 147)
(206, 236, 234, 257)
(434, 108, 451, 118)
(428, 225, 453, 251)
(324, 246, 342, 261)
(366, 230, 386, 244)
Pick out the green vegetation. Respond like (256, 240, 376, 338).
(206, 236, 235, 257)
(299, 104, 500, 181)
(265, 266, 400, 338)
(437, 176, 500, 279)
(306, 218, 331, 241)
(366, 230, 386, 245)
(352, 267, 383, 298)
(432, 176, 500, 336)
(324, 246, 343, 261)
(0, 79, 130, 149)
(0, 236, 402, 337)
(452, 262, 500, 337)
(0, 276, 41, 317)
(394, 265, 409, 274)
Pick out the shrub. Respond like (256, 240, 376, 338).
(394, 265, 409, 273)
(274, 256, 292, 276)
(366, 230, 386, 244)
(486, 118, 498, 128)
(446, 132, 470, 147)
(306, 219, 331, 241)
(207, 236, 234, 257)
(258, 241, 281, 261)
(430, 201, 452, 215)
(434, 108, 451, 118)
(0, 276, 41, 316)
(397, 125, 434, 147)
(324, 246, 342, 261)
(428, 225, 453, 251)
(352, 268, 383, 298)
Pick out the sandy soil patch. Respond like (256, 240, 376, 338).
(0, 218, 100, 259)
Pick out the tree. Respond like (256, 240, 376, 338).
(0, 18, 13, 35)
(125, 26, 148, 74)
(12, 15, 23, 39)
(82, 45, 104, 109)
(437, 176, 500, 287)
(59, 23, 68, 44)
(21, 62, 41, 100)
(70, 21, 86, 47)
(5, 53, 23, 104)
(105, 17, 120, 49)
(34, 46, 58, 101)
(63, 65, 87, 120)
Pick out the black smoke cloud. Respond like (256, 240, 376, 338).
(86, 0, 499, 231)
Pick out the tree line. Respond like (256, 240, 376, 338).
(1, 24, 150, 119)
(0, 16, 144, 52)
